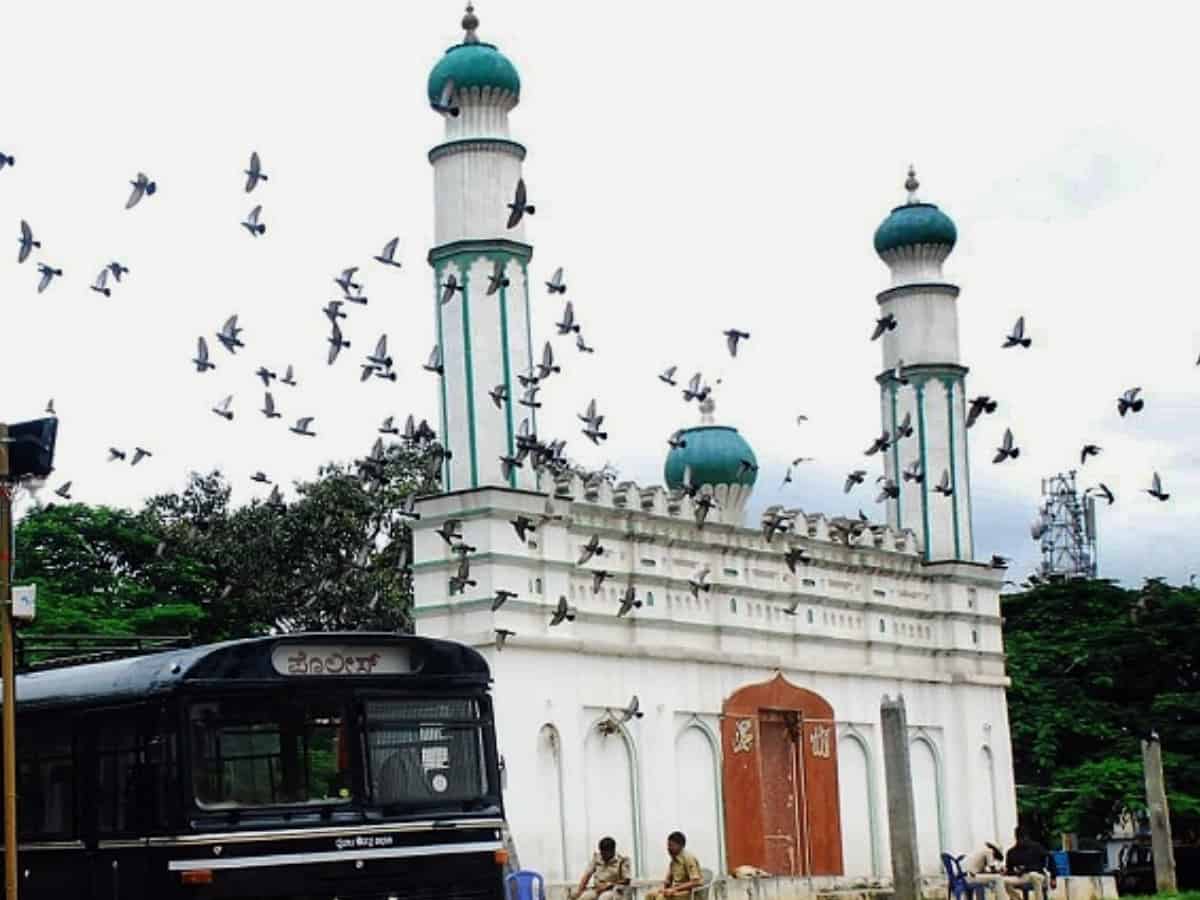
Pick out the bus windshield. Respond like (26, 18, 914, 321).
(362, 697, 491, 810)
(189, 697, 351, 809)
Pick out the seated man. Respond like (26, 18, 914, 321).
(572, 836, 632, 900)
(646, 831, 703, 899)
(1004, 828, 1054, 900)
(963, 842, 1006, 899)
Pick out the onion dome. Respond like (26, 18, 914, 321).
(873, 166, 957, 257)
(427, 5, 521, 106)
(664, 398, 758, 490)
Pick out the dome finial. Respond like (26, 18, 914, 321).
(462, 3, 480, 43)
(905, 164, 920, 204)
(699, 393, 716, 425)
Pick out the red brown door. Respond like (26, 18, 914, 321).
(759, 712, 807, 875)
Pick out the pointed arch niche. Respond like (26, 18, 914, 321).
(675, 717, 725, 876)
(583, 716, 642, 873)
(721, 673, 843, 876)
(535, 724, 568, 881)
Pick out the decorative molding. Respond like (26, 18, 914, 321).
(428, 138, 527, 165)
(875, 282, 961, 304)
(428, 239, 533, 266)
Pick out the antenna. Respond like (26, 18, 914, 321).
(1034, 470, 1098, 580)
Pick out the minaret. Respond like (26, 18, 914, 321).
(872, 168, 974, 561)
(427, 6, 537, 491)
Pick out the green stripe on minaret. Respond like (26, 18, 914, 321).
(890, 381, 902, 530)
(916, 380, 932, 561)
(497, 262, 517, 488)
(520, 260, 540, 492)
(460, 267, 479, 489)
(434, 265, 451, 491)
(945, 376, 962, 560)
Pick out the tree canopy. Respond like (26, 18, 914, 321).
(13, 439, 438, 652)
(1003, 577, 1200, 841)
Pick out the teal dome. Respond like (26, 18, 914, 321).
(873, 203, 957, 256)
(428, 42, 521, 106)
(665, 426, 758, 490)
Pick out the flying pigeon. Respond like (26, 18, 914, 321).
(549, 595, 575, 626)
(54, 481, 72, 500)
(327, 322, 350, 365)
(659, 365, 678, 386)
(689, 565, 712, 597)
(993, 428, 1019, 463)
(575, 333, 595, 353)
(212, 395, 234, 421)
(241, 205, 266, 236)
(367, 334, 393, 370)
(891, 359, 909, 385)
(966, 395, 998, 428)
(668, 430, 687, 450)
(844, 469, 868, 493)
(379, 416, 399, 435)
(396, 493, 421, 521)
(933, 468, 953, 496)
(682, 372, 710, 403)
(894, 411, 913, 439)
(424, 345, 444, 375)
(487, 383, 509, 409)
(864, 430, 892, 456)
(1145, 471, 1169, 501)
(506, 178, 535, 229)
(784, 546, 808, 573)
(537, 341, 561, 379)
(486, 258, 510, 295)
(545, 266, 566, 294)
(694, 492, 718, 528)
(591, 570, 611, 594)
(519, 384, 542, 409)
(255, 366, 277, 387)
(1117, 387, 1144, 417)
(17, 220, 39, 263)
(578, 534, 605, 565)
(244, 151, 268, 192)
(0, 152, 14, 171)
(724, 329, 750, 357)
(876, 477, 900, 502)
(36, 263, 62, 293)
(617, 585, 642, 617)
(374, 236, 402, 267)
(193, 337, 215, 372)
(1003, 316, 1031, 348)
(1087, 483, 1115, 506)
(107, 448, 127, 462)
(250, 471, 272, 484)
(556, 301, 580, 335)
(45, 399, 55, 416)
(106, 262, 130, 282)
(510, 515, 536, 542)
(436, 519, 462, 545)
(871, 313, 897, 341)
(322, 300, 347, 325)
(280, 364, 297, 387)
(613, 696, 643, 722)
(782, 595, 803, 616)
(130, 447, 152, 466)
(500, 453, 525, 480)
(494, 628, 515, 651)
(431, 77, 460, 116)
(261, 392, 281, 419)
(289, 416, 316, 437)
(1080, 444, 1101, 464)
(491, 589, 518, 612)
(440, 273, 464, 305)
(90, 268, 111, 297)
(217, 315, 244, 353)
(125, 172, 157, 209)
(902, 459, 924, 483)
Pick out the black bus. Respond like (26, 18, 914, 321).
(2, 632, 509, 900)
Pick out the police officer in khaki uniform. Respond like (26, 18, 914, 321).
(646, 831, 703, 899)
(572, 836, 632, 900)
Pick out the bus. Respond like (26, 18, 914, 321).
(3, 632, 510, 900)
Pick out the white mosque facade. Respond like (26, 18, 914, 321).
(411, 9, 1017, 888)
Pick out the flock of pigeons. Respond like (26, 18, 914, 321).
(3, 137, 1182, 618)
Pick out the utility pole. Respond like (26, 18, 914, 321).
(881, 695, 920, 900)
(0, 424, 16, 900)
(1141, 736, 1177, 894)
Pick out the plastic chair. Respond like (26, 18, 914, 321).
(942, 853, 986, 900)
(505, 869, 546, 900)
(689, 867, 715, 899)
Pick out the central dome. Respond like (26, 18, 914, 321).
(664, 426, 758, 490)
(873, 202, 957, 256)
(428, 42, 521, 106)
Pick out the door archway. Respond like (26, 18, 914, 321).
(720, 673, 843, 876)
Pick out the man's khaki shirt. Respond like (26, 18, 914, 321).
(588, 851, 632, 887)
(665, 850, 702, 885)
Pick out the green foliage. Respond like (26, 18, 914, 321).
(1004, 578, 1200, 840)
(14, 440, 438, 650)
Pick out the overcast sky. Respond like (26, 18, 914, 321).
(3, 1, 1199, 587)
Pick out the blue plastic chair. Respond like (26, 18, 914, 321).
(942, 853, 986, 900)
(505, 869, 546, 900)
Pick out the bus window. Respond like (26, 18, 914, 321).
(189, 698, 351, 809)
(363, 698, 489, 809)
(16, 716, 74, 838)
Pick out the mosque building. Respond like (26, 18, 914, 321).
(411, 7, 1015, 889)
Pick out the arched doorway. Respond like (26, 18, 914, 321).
(720, 673, 843, 876)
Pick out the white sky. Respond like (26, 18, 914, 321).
(3, 1, 1199, 587)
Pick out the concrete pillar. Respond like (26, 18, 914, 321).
(1141, 736, 1177, 893)
(882, 695, 920, 900)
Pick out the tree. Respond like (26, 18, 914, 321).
(14, 438, 439, 648)
(1003, 578, 1200, 842)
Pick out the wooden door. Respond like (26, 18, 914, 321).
(759, 713, 806, 875)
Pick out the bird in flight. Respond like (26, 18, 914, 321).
(682, 372, 710, 403)
(193, 337, 215, 372)
(724, 329, 750, 357)
(966, 395, 998, 428)
(217, 315, 244, 354)
(871, 313, 897, 341)
(125, 172, 157, 209)
(992, 427, 1019, 463)
(1080, 444, 1101, 464)
(491, 590, 518, 612)
(844, 469, 867, 493)
(424, 345, 444, 376)
(506, 178, 535, 229)
(556, 301, 580, 335)
(212, 395, 234, 421)
(1003, 315, 1031, 348)
(0, 152, 13, 171)
(1117, 387, 1144, 417)
(440, 273, 464, 305)
(255, 366, 277, 387)
(616, 585, 642, 617)
(864, 430, 892, 456)
(658, 365, 678, 386)
(250, 471, 272, 485)
(510, 515, 537, 542)
(546, 266, 566, 294)
(489, 384, 508, 409)
(90, 268, 112, 297)
(17, 220, 39, 264)
(668, 430, 687, 450)
(334, 267, 361, 296)
(578, 534, 605, 565)
(1145, 471, 1169, 501)
(289, 416, 316, 437)
(241, 204, 266, 236)
(107, 448, 127, 463)
(1086, 483, 1115, 506)
(486, 258, 510, 295)
(244, 151, 268, 192)
(431, 77, 460, 117)
(280, 364, 298, 387)
(894, 411, 914, 439)
(784, 546, 808, 573)
(54, 482, 72, 500)
(549, 595, 576, 626)
(261, 392, 281, 419)
(107, 261, 130, 282)
(131, 447, 153, 466)
(327, 322, 350, 365)
(374, 236, 402, 268)
(933, 469, 953, 497)
(36, 263, 62, 293)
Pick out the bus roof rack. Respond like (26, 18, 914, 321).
(16, 634, 194, 673)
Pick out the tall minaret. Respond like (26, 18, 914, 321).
(427, 5, 537, 492)
(872, 168, 974, 561)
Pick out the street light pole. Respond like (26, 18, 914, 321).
(0, 424, 16, 900)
